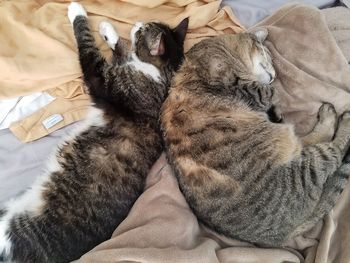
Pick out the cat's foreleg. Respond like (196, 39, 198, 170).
(68, 3, 112, 98)
(98, 21, 128, 66)
(99, 21, 119, 51)
(238, 82, 274, 113)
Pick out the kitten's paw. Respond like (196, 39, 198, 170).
(68, 2, 87, 24)
(99, 21, 119, 50)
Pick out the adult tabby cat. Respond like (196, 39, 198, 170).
(0, 2, 188, 262)
(161, 29, 350, 247)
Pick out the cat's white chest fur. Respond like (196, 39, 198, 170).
(127, 53, 161, 82)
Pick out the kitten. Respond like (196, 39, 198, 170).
(0, 2, 188, 262)
(161, 29, 350, 247)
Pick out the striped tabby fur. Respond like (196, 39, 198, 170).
(161, 30, 350, 247)
(0, 3, 188, 262)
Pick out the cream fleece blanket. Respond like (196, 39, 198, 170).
(77, 5, 350, 263)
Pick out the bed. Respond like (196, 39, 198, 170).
(1, 1, 350, 262)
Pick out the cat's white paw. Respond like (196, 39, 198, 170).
(68, 2, 87, 24)
(99, 21, 119, 50)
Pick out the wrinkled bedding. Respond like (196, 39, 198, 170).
(1, 2, 350, 263)
(77, 4, 350, 263)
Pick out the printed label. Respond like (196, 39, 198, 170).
(42, 114, 64, 129)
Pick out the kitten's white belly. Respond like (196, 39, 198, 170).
(0, 106, 106, 258)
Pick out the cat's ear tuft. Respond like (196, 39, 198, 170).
(249, 27, 268, 42)
(150, 33, 165, 56)
(173, 18, 189, 44)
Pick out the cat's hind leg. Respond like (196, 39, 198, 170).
(99, 21, 128, 65)
(289, 161, 350, 238)
(301, 102, 337, 146)
(289, 111, 350, 238)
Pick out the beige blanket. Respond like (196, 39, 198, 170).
(77, 5, 350, 263)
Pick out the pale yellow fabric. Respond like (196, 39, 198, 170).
(10, 80, 91, 143)
(0, 0, 243, 142)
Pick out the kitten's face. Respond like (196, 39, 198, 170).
(130, 19, 189, 70)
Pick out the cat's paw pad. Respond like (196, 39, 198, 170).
(318, 102, 337, 123)
(99, 21, 119, 50)
(68, 2, 87, 24)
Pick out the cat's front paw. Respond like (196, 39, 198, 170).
(68, 2, 87, 24)
(99, 21, 119, 50)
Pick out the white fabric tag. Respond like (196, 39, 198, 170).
(42, 114, 63, 129)
(0, 92, 55, 130)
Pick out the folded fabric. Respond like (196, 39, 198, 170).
(0, 92, 55, 130)
(77, 4, 350, 263)
(0, 0, 242, 142)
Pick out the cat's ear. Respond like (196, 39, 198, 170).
(150, 33, 165, 56)
(173, 18, 189, 44)
(249, 27, 268, 42)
